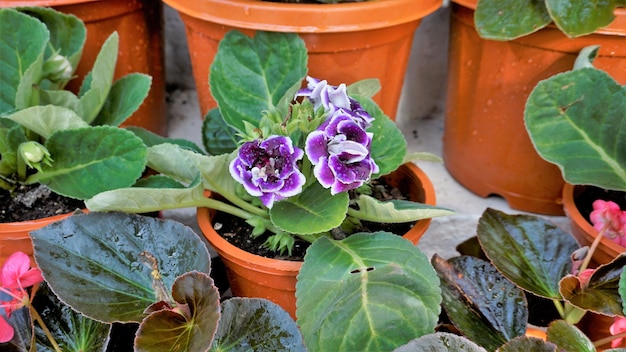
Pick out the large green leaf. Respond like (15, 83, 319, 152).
(202, 108, 239, 155)
(474, 0, 551, 40)
(33, 283, 110, 352)
(546, 320, 595, 352)
(497, 336, 558, 352)
(209, 30, 307, 132)
(394, 332, 488, 352)
(212, 298, 305, 351)
(546, 0, 623, 37)
(432, 255, 527, 351)
(297, 232, 441, 351)
(476, 208, 580, 299)
(270, 182, 348, 235)
(0, 119, 26, 176)
(524, 67, 626, 192)
(7, 105, 88, 139)
(126, 126, 205, 154)
(29, 125, 147, 199)
(351, 195, 455, 223)
(30, 212, 211, 323)
(560, 253, 626, 316)
(0, 8, 48, 113)
(135, 271, 220, 352)
(93, 73, 151, 127)
(76, 32, 118, 123)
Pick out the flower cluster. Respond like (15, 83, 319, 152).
(230, 77, 379, 206)
(590, 199, 626, 247)
(0, 252, 44, 343)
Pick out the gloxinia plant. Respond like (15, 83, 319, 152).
(86, 30, 454, 254)
(0, 7, 150, 204)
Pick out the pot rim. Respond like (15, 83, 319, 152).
(163, 0, 442, 33)
(0, 212, 75, 235)
(197, 162, 436, 269)
(1, 0, 99, 6)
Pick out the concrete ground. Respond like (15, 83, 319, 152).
(161, 3, 570, 260)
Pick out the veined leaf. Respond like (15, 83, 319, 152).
(297, 232, 441, 351)
(202, 108, 239, 155)
(395, 333, 487, 352)
(352, 195, 455, 223)
(30, 212, 211, 323)
(8, 105, 88, 139)
(546, 320, 595, 352)
(546, 0, 622, 37)
(94, 73, 152, 127)
(126, 126, 205, 154)
(474, 0, 551, 40)
(347, 79, 381, 99)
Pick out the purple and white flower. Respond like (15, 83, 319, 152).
(305, 110, 379, 195)
(230, 135, 305, 208)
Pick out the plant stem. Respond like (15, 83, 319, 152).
(197, 198, 262, 221)
(551, 299, 566, 319)
(579, 222, 608, 274)
(29, 304, 62, 352)
(594, 329, 626, 348)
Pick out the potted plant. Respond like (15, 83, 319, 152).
(162, 0, 442, 121)
(443, 0, 626, 215)
(524, 45, 626, 265)
(85, 29, 454, 317)
(1, 0, 167, 135)
(0, 7, 153, 266)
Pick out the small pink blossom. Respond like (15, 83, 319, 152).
(590, 200, 626, 247)
(610, 317, 626, 348)
(577, 268, 595, 287)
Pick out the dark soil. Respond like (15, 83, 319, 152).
(211, 178, 414, 262)
(0, 184, 85, 223)
(574, 185, 626, 222)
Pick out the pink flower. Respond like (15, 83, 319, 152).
(610, 317, 626, 348)
(0, 252, 43, 343)
(577, 268, 595, 287)
(590, 200, 626, 247)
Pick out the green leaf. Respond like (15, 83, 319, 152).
(270, 182, 349, 235)
(297, 232, 441, 351)
(352, 195, 455, 223)
(0, 8, 48, 113)
(573, 45, 600, 70)
(212, 298, 305, 351)
(33, 283, 110, 352)
(0, 119, 27, 176)
(1, 303, 32, 351)
(546, 0, 622, 37)
(126, 126, 205, 154)
(560, 253, 626, 316)
(76, 32, 118, 123)
(39, 89, 80, 111)
(474, 0, 551, 40)
(477, 208, 580, 299)
(497, 336, 558, 352)
(7, 105, 88, 139)
(135, 271, 220, 352)
(525, 67, 626, 192)
(621, 267, 626, 316)
(30, 212, 212, 323)
(31, 126, 147, 199)
(202, 108, 239, 155)
(432, 255, 527, 351)
(93, 73, 152, 127)
(394, 332, 488, 352)
(347, 79, 381, 99)
(357, 96, 407, 176)
(209, 30, 307, 131)
(546, 320, 595, 352)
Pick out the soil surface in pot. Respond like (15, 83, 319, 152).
(0, 184, 84, 223)
(212, 178, 414, 262)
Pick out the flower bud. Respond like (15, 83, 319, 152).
(42, 53, 73, 83)
(19, 141, 52, 172)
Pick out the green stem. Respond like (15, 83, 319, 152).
(552, 299, 566, 319)
(16, 145, 27, 182)
(578, 222, 608, 274)
(594, 329, 626, 348)
(29, 304, 62, 352)
(196, 197, 263, 221)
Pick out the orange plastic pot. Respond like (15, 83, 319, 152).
(2, 0, 166, 135)
(562, 184, 625, 266)
(163, 0, 441, 120)
(196, 163, 436, 318)
(0, 212, 74, 268)
(444, 0, 626, 215)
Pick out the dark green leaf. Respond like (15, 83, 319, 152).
(202, 108, 239, 155)
(93, 73, 152, 127)
(477, 208, 579, 299)
(560, 253, 626, 316)
(126, 126, 205, 154)
(497, 335, 557, 352)
(209, 30, 307, 131)
(297, 232, 441, 351)
(394, 332, 487, 352)
(546, 0, 622, 37)
(474, 0, 551, 40)
(31, 212, 211, 323)
(1, 298, 31, 352)
(212, 298, 305, 351)
(135, 271, 220, 352)
(546, 320, 595, 352)
(33, 283, 110, 352)
(524, 67, 626, 192)
(432, 255, 527, 351)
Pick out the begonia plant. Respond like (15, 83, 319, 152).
(86, 29, 454, 254)
(0, 7, 150, 202)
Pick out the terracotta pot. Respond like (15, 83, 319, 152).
(578, 312, 626, 350)
(0, 213, 73, 268)
(196, 163, 437, 318)
(563, 184, 625, 266)
(163, 0, 441, 120)
(2, 0, 167, 135)
(443, 0, 626, 215)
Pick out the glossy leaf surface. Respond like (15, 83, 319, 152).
(546, 0, 622, 37)
(474, 0, 551, 40)
(394, 332, 487, 352)
(546, 320, 595, 352)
